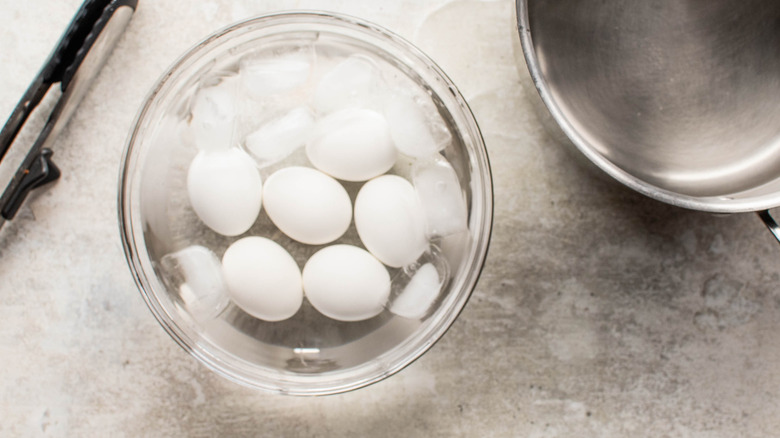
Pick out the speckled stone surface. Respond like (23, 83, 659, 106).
(1, 1, 779, 436)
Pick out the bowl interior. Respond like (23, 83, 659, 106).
(121, 13, 492, 394)
(521, 0, 780, 210)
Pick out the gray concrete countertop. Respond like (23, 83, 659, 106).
(1, 1, 779, 436)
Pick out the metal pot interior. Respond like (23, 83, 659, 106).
(518, 0, 780, 212)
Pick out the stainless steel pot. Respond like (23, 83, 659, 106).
(515, 0, 780, 241)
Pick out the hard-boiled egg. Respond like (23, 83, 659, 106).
(306, 108, 396, 181)
(221, 236, 303, 321)
(263, 167, 352, 245)
(354, 175, 427, 268)
(187, 148, 262, 236)
(302, 244, 390, 321)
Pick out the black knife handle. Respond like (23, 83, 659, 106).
(0, 0, 138, 162)
(46, 0, 114, 85)
(0, 0, 138, 224)
(61, 0, 139, 91)
(0, 149, 60, 221)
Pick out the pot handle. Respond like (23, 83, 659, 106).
(758, 210, 780, 244)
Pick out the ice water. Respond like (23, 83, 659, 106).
(154, 32, 472, 372)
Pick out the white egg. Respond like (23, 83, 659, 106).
(302, 245, 390, 321)
(263, 167, 352, 245)
(187, 149, 263, 236)
(354, 175, 428, 268)
(306, 108, 397, 181)
(221, 237, 303, 321)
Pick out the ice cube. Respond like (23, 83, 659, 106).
(385, 94, 452, 158)
(189, 77, 238, 152)
(389, 249, 449, 319)
(233, 94, 297, 142)
(243, 106, 315, 167)
(160, 245, 230, 321)
(390, 264, 441, 319)
(413, 157, 468, 237)
(390, 152, 416, 182)
(312, 55, 385, 114)
(240, 49, 312, 99)
(438, 230, 472, 274)
(178, 118, 196, 150)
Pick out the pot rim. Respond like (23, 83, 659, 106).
(515, 0, 780, 214)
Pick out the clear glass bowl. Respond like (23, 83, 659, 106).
(119, 11, 492, 395)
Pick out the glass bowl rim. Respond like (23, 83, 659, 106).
(118, 10, 494, 395)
